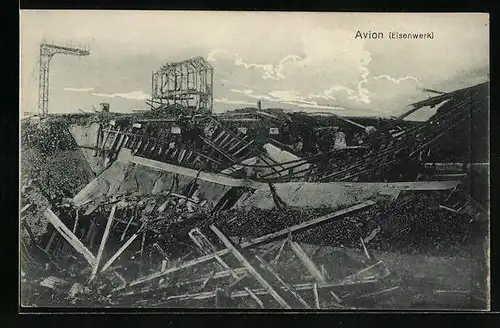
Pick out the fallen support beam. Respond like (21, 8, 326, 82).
(210, 225, 291, 309)
(101, 233, 139, 273)
(240, 200, 376, 248)
(91, 205, 116, 280)
(153, 279, 378, 303)
(188, 228, 239, 279)
(357, 286, 399, 299)
(255, 255, 310, 308)
(21, 203, 34, 214)
(360, 237, 371, 260)
(43, 208, 96, 268)
(313, 283, 321, 309)
(127, 248, 232, 288)
(130, 151, 263, 189)
(439, 205, 462, 214)
(289, 241, 326, 284)
(123, 201, 375, 289)
(338, 260, 389, 285)
(272, 239, 287, 264)
(119, 267, 250, 296)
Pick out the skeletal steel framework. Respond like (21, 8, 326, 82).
(151, 56, 214, 112)
(38, 41, 90, 116)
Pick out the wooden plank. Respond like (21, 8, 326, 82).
(45, 231, 56, 252)
(232, 140, 254, 157)
(339, 260, 386, 284)
(289, 241, 326, 284)
(127, 248, 232, 288)
(357, 286, 399, 299)
(72, 208, 79, 234)
(313, 283, 320, 309)
(153, 243, 170, 261)
(245, 287, 265, 308)
(101, 233, 139, 273)
(210, 225, 291, 309)
(21, 221, 37, 245)
(360, 237, 371, 260)
(271, 239, 287, 264)
(91, 205, 116, 280)
(241, 200, 376, 248)
(120, 207, 136, 241)
(255, 255, 310, 308)
(99, 127, 112, 156)
(188, 228, 237, 278)
(151, 279, 378, 303)
(124, 202, 374, 289)
(43, 208, 96, 267)
(131, 153, 263, 188)
(21, 203, 33, 214)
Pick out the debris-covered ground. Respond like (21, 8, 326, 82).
(20, 82, 489, 310)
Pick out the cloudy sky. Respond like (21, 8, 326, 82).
(20, 11, 489, 118)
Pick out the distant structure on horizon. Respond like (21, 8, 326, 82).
(38, 41, 90, 116)
(150, 56, 214, 113)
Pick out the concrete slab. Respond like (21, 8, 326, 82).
(234, 181, 461, 210)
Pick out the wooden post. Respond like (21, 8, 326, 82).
(43, 208, 96, 267)
(210, 225, 291, 309)
(90, 205, 116, 280)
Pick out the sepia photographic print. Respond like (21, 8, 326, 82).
(19, 11, 490, 310)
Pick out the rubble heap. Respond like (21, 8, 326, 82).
(20, 82, 489, 309)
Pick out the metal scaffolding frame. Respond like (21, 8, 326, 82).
(38, 41, 90, 116)
(151, 56, 214, 112)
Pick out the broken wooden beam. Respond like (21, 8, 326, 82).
(118, 267, 250, 297)
(127, 248, 232, 288)
(21, 203, 34, 214)
(91, 205, 116, 280)
(43, 208, 96, 267)
(360, 237, 371, 260)
(439, 204, 462, 214)
(255, 255, 310, 308)
(356, 286, 399, 299)
(152, 279, 378, 303)
(130, 150, 263, 188)
(338, 260, 389, 285)
(241, 200, 376, 248)
(101, 233, 139, 273)
(313, 283, 320, 309)
(289, 241, 326, 284)
(124, 202, 373, 290)
(210, 225, 291, 309)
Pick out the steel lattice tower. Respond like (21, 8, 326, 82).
(38, 42, 90, 116)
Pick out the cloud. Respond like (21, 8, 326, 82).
(208, 25, 430, 114)
(90, 90, 150, 101)
(63, 87, 95, 92)
(20, 12, 488, 115)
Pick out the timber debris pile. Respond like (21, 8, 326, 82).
(20, 61, 489, 309)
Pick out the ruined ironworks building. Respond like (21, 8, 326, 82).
(151, 56, 214, 112)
